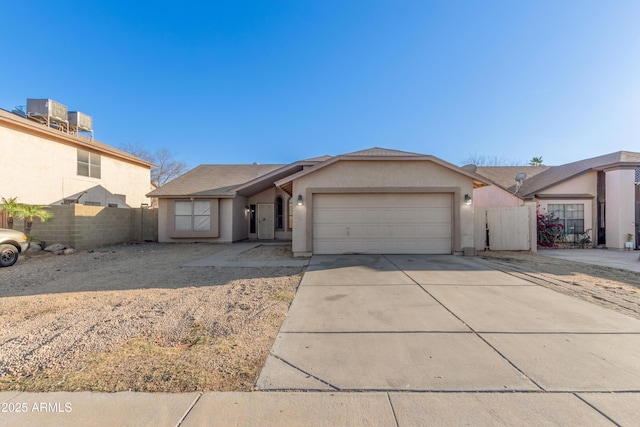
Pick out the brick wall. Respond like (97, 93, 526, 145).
(13, 205, 158, 250)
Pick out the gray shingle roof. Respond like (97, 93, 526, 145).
(344, 147, 424, 157)
(147, 164, 286, 197)
(517, 151, 640, 197)
(475, 151, 640, 197)
(475, 166, 550, 190)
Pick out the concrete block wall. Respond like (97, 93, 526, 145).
(14, 205, 158, 250)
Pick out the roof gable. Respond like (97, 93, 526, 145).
(343, 147, 424, 157)
(275, 147, 490, 194)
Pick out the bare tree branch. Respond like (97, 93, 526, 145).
(461, 152, 525, 166)
(120, 144, 188, 186)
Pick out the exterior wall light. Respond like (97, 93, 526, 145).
(464, 194, 472, 205)
(297, 194, 304, 206)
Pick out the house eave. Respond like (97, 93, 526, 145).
(275, 155, 491, 192)
(535, 193, 595, 200)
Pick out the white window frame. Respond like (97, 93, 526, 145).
(548, 203, 585, 238)
(175, 200, 211, 232)
(77, 149, 101, 178)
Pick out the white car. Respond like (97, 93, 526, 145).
(0, 228, 29, 267)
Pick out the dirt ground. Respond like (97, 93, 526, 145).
(1, 244, 639, 393)
(0, 243, 304, 392)
(478, 250, 640, 321)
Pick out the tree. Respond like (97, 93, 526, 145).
(120, 143, 188, 186)
(461, 153, 524, 166)
(15, 204, 53, 250)
(1, 197, 21, 229)
(529, 156, 544, 166)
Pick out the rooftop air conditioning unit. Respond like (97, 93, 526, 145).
(68, 111, 93, 132)
(26, 99, 68, 123)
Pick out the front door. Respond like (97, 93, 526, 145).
(257, 203, 275, 240)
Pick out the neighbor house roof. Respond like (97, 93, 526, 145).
(275, 147, 491, 194)
(514, 151, 640, 198)
(0, 108, 155, 169)
(475, 166, 551, 191)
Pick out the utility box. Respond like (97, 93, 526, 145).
(68, 111, 93, 132)
(26, 99, 68, 123)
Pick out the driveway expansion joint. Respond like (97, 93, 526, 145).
(383, 254, 546, 392)
(266, 353, 340, 391)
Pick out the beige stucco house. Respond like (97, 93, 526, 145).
(148, 148, 489, 256)
(474, 152, 640, 250)
(0, 108, 154, 209)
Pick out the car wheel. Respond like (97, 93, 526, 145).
(0, 244, 19, 267)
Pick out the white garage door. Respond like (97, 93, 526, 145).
(313, 193, 452, 254)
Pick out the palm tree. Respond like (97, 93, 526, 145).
(529, 156, 544, 166)
(16, 204, 53, 249)
(0, 197, 21, 229)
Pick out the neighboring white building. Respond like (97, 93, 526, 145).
(0, 107, 154, 208)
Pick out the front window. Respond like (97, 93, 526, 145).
(77, 149, 101, 178)
(548, 204, 584, 240)
(175, 200, 210, 231)
(288, 197, 293, 229)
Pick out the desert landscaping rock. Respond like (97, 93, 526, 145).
(44, 244, 68, 252)
(0, 243, 303, 392)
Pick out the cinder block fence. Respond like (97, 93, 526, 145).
(3, 205, 158, 250)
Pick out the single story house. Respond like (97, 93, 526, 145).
(148, 147, 489, 256)
(474, 151, 640, 250)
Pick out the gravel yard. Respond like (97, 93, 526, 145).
(0, 243, 304, 392)
(1, 244, 638, 393)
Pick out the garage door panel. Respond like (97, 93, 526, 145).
(313, 194, 452, 254)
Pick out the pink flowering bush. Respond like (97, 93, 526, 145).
(537, 210, 564, 248)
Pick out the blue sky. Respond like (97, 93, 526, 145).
(2, 1, 639, 169)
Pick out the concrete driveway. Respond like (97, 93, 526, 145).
(257, 254, 640, 425)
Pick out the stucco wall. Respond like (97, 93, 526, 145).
(540, 171, 597, 195)
(473, 186, 523, 207)
(605, 169, 636, 249)
(232, 196, 249, 241)
(0, 124, 151, 207)
(290, 160, 476, 255)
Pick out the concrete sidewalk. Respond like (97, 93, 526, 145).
(538, 248, 640, 273)
(3, 390, 639, 426)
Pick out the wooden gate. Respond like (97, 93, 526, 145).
(475, 206, 533, 251)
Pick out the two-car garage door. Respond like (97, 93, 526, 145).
(312, 193, 452, 254)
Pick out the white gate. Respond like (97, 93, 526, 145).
(475, 206, 533, 251)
